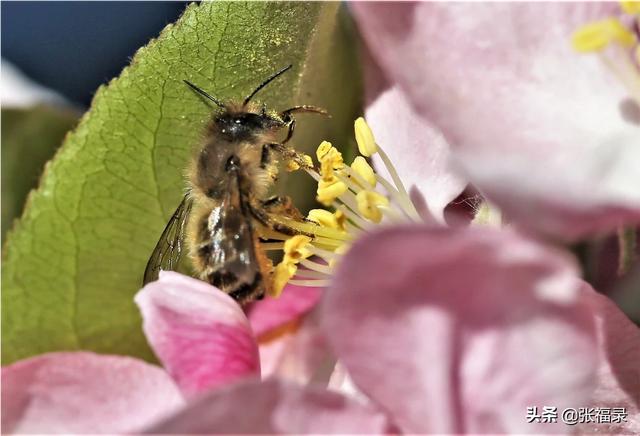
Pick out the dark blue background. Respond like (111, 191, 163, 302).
(2, 2, 189, 106)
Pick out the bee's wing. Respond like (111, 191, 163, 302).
(143, 194, 193, 285)
(205, 164, 264, 302)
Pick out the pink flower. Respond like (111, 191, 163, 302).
(3, 228, 639, 433)
(153, 229, 638, 434)
(3, 3, 639, 435)
(352, 2, 640, 238)
(1, 272, 325, 433)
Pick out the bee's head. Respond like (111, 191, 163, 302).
(214, 110, 285, 141)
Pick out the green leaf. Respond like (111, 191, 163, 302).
(1, 106, 78, 243)
(2, 2, 362, 364)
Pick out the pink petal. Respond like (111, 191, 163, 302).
(135, 271, 260, 399)
(245, 284, 322, 337)
(328, 363, 369, 404)
(579, 287, 640, 434)
(144, 378, 391, 434)
(322, 226, 599, 434)
(353, 3, 640, 239)
(365, 79, 466, 223)
(258, 312, 333, 384)
(1, 352, 184, 434)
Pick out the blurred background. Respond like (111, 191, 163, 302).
(1, 2, 189, 241)
(2, 2, 189, 106)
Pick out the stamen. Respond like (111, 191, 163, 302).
(288, 279, 331, 287)
(356, 191, 389, 224)
(260, 242, 285, 251)
(349, 157, 376, 188)
(354, 117, 378, 157)
(308, 245, 339, 259)
(307, 209, 345, 230)
(272, 262, 297, 297)
(317, 179, 348, 206)
(272, 216, 349, 241)
(375, 174, 421, 221)
(283, 235, 313, 263)
(336, 204, 370, 230)
(599, 47, 640, 103)
(300, 258, 333, 274)
(571, 5, 640, 103)
(571, 18, 636, 52)
(376, 146, 417, 216)
(293, 268, 330, 279)
(621, 1, 640, 15)
(271, 116, 426, 294)
(378, 205, 407, 223)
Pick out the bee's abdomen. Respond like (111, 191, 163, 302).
(207, 270, 263, 303)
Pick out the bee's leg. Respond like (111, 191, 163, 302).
(248, 199, 313, 238)
(261, 195, 303, 221)
(282, 119, 295, 145)
(265, 142, 313, 170)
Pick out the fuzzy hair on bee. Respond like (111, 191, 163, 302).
(143, 65, 327, 304)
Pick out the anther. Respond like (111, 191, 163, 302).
(354, 117, 378, 157)
(356, 190, 389, 223)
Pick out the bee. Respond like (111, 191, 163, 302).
(143, 65, 326, 304)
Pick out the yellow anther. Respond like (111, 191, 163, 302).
(621, 1, 640, 15)
(320, 160, 336, 182)
(351, 156, 376, 187)
(271, 261, 297, 298)
(354, 117, 378, 157)
(317, 179, 347, 206)
(317, 143, 344, 182)
(334, 210, 347, 231)
(572, 18, 636, 52)
(307, 209, 347, 231)
(308, 209, 340, 229)
(356, 190, 389, 223)
(316, 141, 331, 161)
(283, 235, 313, 263)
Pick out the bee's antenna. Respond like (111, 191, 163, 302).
(243, 64, 292, 107)
(183, 80, 225, 109)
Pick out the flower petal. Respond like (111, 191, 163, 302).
(580, 287, 640, 434)
(135, 271, 260, 399)
(1, 352, 184, 434)
(144, 378, 391, 434)
(365, 83, 466, 223)
(258, 312, 333, 384)
(353, 3, 640, 238)
(322, 226, 599, 434)
(246, 284, 322, 337)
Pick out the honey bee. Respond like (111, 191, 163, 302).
(143, 65, 326, 304)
